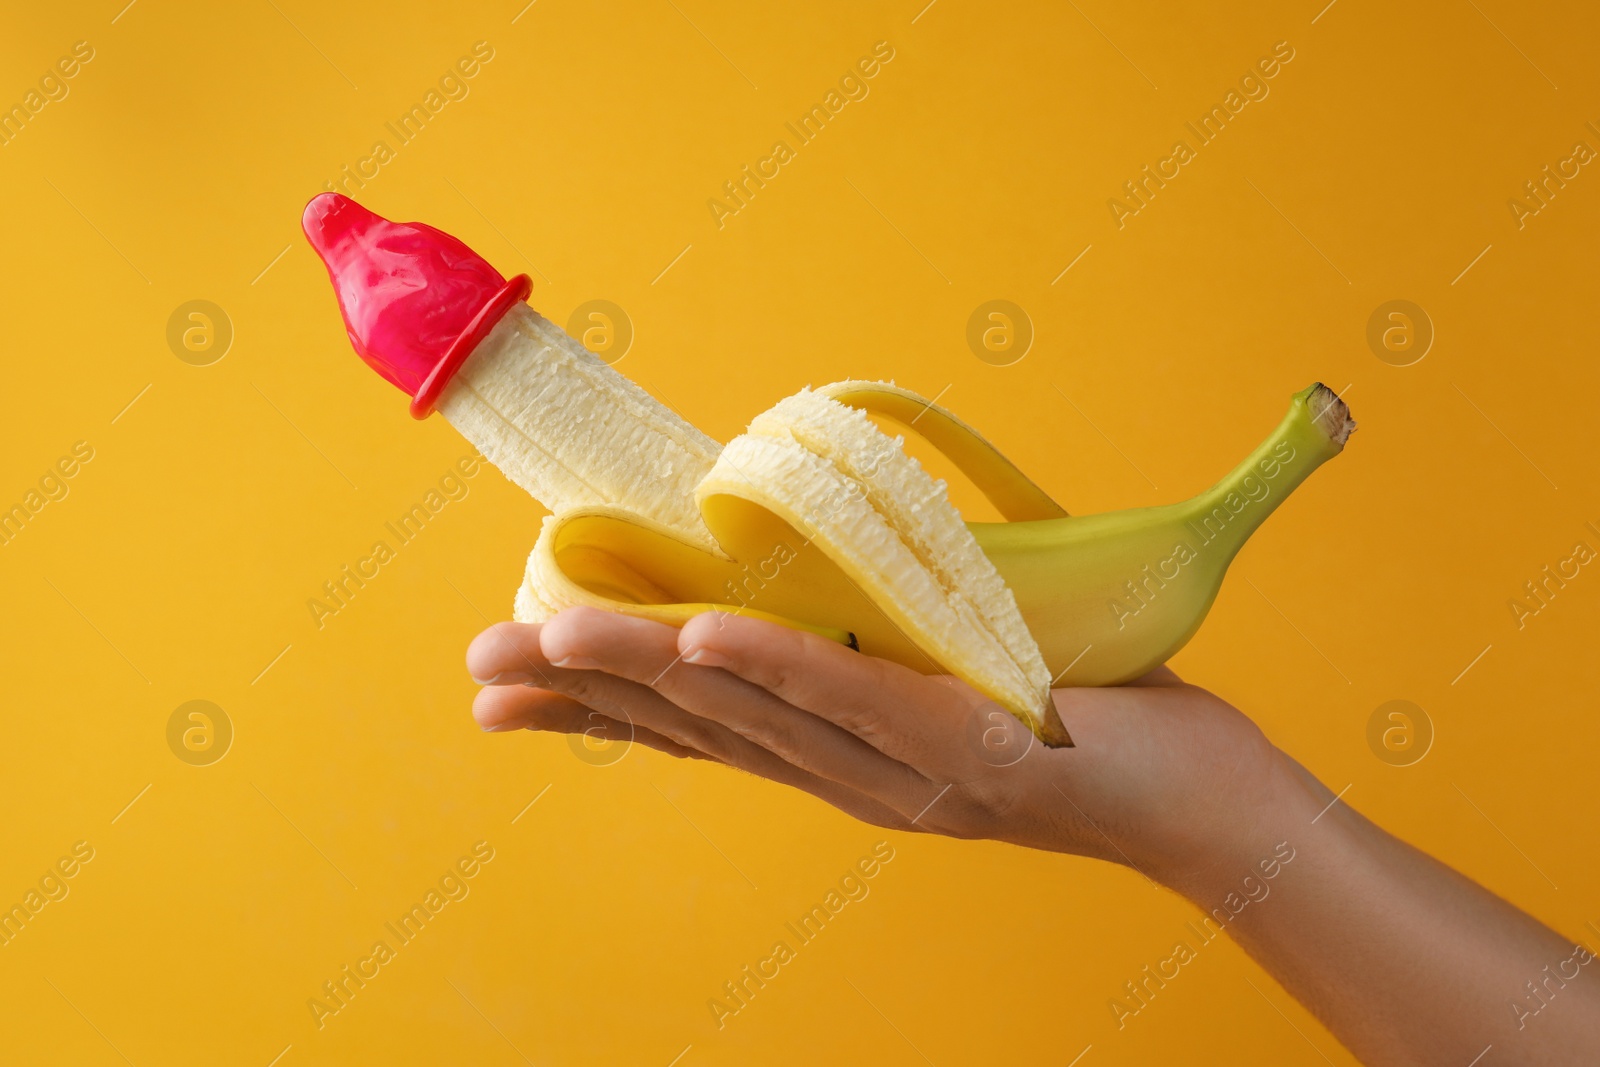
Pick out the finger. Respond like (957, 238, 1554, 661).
(467, 622, 557, 686)
(539, 607, 943, 819)
(475, 614, 921, 830)
(542, 667, 918, 829)
(672, 611, 978, 777)
(473, 684, 713, 760)
(473, 681, 582, 730)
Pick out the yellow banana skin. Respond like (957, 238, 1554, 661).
(522, 383, 1351, 718)
(973, 384, 1354, 686)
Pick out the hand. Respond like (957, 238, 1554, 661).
(466, 607, 1600, 1065)
(466, 607, 1299, 892)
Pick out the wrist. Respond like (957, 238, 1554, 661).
(1151, 745, 1330, 905)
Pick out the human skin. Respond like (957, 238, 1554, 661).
(467, 607, 1600, 1065)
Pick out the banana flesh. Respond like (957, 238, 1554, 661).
(438, 304, 722, 545)
(698, 393, 1052, 732)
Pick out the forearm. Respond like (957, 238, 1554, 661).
(1161, 750, 1600, 1066)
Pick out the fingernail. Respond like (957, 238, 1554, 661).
(474, 671, 537, 686)
(682, 645, 730, 668)
(551, 655, 601, 670)
(482, 721, 516, 732)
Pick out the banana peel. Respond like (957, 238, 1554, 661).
(514, 381, 1354, 747)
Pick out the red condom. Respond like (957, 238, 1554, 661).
(301, 193, 532, 418)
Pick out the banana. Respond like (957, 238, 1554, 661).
(511, 381, 1352, 744)
(302, 193, 1354, 747)
(973, 383, 1354, 687)
(439, 302, 723, 547)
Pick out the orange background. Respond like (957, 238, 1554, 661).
(2, 1, 1597, 1063)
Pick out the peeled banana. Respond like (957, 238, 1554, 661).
(302, 193, 1354, 746)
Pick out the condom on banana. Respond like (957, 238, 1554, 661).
(303, 194, 1354, 746)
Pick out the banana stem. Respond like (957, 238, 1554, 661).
(1185, 383, 1354, 562)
